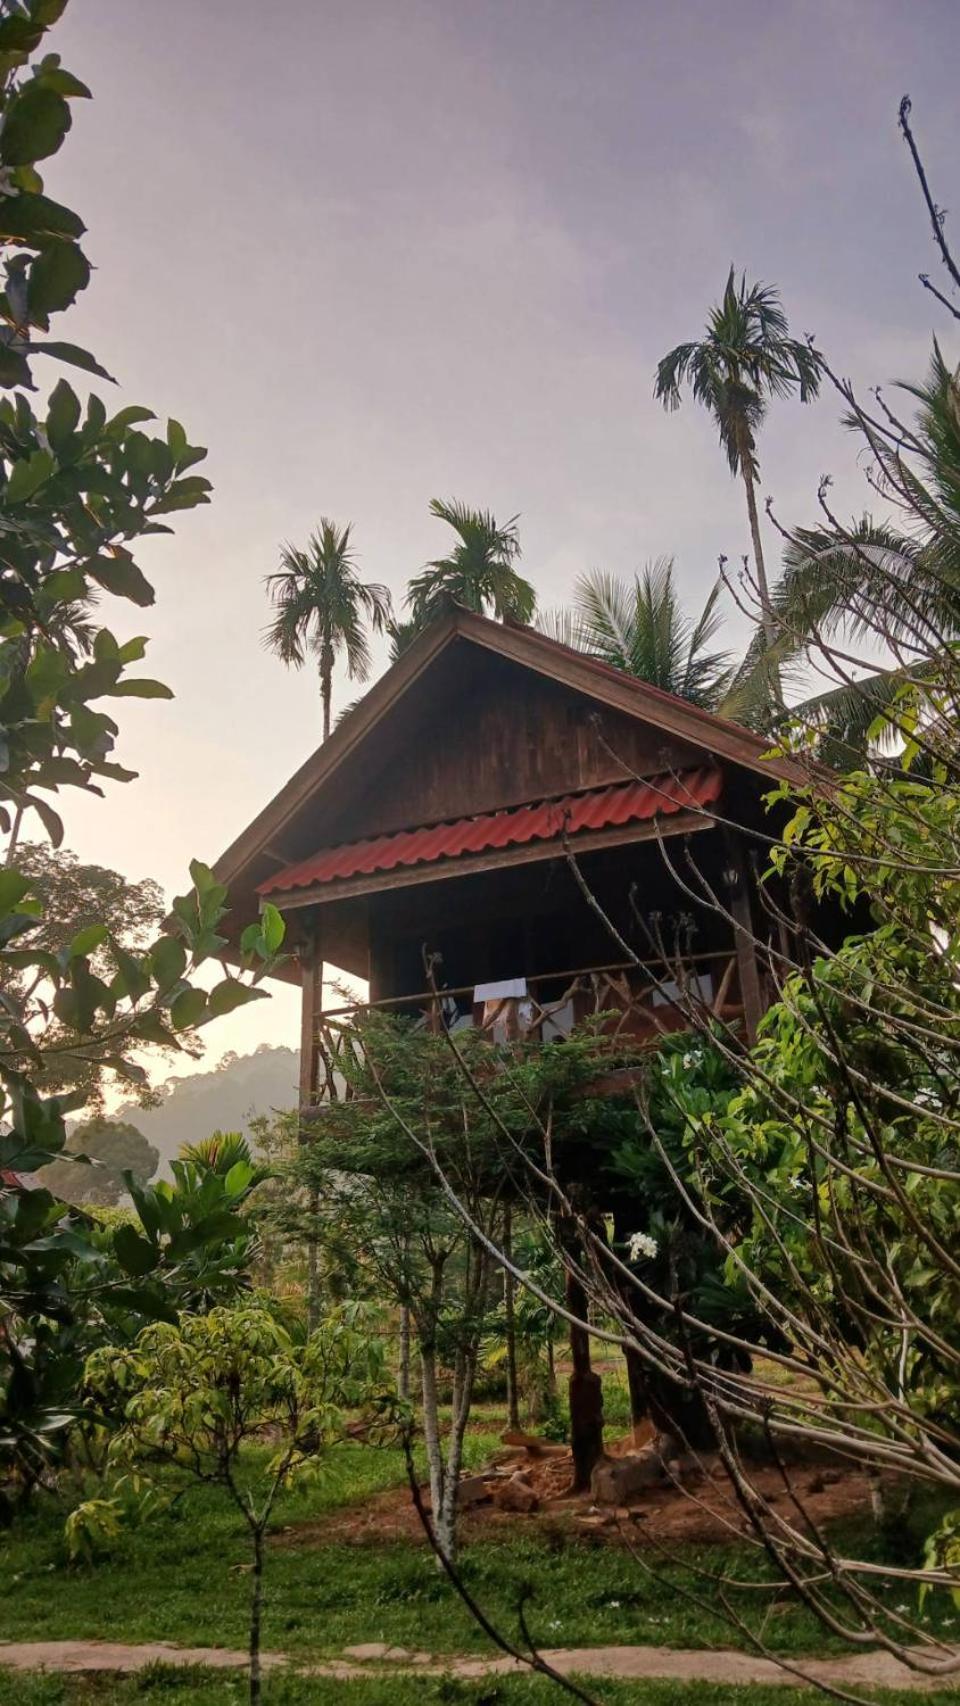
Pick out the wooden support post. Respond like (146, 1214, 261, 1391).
(503, 1205, 520, 1430)
(564, 1247, 604, 1492)
(299, 926, 322, 1108)
(723, 834, 765, 1045)
(299, 925, 322, 1332)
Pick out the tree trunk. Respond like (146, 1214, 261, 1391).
(248, 1524, 264, 1706)
(740, 460, 784, 711)
(320, 646, 333, 743)
(419, 1340, 448, 1560)
(565, 1262, 604, 1491)
(740, 461, 774, 645)
(397, 1306, 411, 1401)
(624, 1345, 653, 1447)
(503, 1206, 520, 1429)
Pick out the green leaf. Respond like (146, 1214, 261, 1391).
(23, 793, 63, 845)
(28, 236, 89, 316)
(105, 678, 173, 699)
(44, 375, 79, 448)
(206, 978, 266, 1019)
(150, 935, 186, 990)
(170, 986, 207, 1030)
(33, 340, 116, 382)
(0, 190, 84, 242)
(86, 552, 155, 607)
(113, 1223, 158, 1277)
(259, 902, 285, 955)
(31, 67, 91, 99)
(68, 922, 106, 957)
(4, 447, 55, 503)
(105, 404, 155, 434)
(0, 84, 71, 166)
(0, 870, 33, 914)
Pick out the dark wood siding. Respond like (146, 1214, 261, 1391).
(327, 647, 709, 843)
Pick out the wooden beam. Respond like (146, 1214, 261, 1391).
(265, 811, 715, 912)
(723, 832, 765, 1045)
(298, 924, 323, 1108)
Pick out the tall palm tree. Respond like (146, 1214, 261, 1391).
(264, 520, 391, 741)
(539, 559, 736, 711)
(406, 498, 536, 631)
(734, 344, 960, 759)
(654, 269, 822, 650)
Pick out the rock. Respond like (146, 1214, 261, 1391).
(456, 1474, 493, 1509)
(589, 1434, 698, 1506)
(500, 1428, 567, 1457)
(491, 1472, 539, 1513)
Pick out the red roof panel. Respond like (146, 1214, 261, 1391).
(258, 767, 722, 897)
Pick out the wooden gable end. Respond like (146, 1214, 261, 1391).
(320, 640, 714, 846)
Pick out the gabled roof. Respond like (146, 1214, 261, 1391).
(215, 607, 795, 884)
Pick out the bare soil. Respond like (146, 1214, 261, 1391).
(274, 1430, 872, 1550)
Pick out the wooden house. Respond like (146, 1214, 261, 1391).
(213, 607, 811, 1105)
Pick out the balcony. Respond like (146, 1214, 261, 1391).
(306, 949, 749, 1105)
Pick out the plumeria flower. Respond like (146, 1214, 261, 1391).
(627, 1231, 658, 1262)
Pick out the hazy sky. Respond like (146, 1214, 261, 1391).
(42, 0, 957, 1069)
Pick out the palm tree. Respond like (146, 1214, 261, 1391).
(539, 559, 736, 711)
(406, 498, 536, 631)
(264, 520, 391, 741)
(734, 344, 960, 759)
(654, 269, 822, 650)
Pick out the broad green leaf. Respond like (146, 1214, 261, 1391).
(5, 447, 55, 503)
(150, 935, 186, 990)
(44, 375, 80, 447)
(0, 84, 71, 165)
(259, 902, 285, 954)
(206, 978, 265, 1019)
(68, 922, 106, 957)
(33, 340, 116, 382)
(86, 553, 154, 607)
(28, 236, 89, 316)
(113, 1223, 158, 1277)
(0, 870, 33, 913)
(105, 678, 173, 699)
(170, 986, 207, 1030)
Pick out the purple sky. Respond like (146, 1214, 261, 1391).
(44, 0, 957, 1064)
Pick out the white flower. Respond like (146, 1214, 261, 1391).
(627, 1231, 658, 1263)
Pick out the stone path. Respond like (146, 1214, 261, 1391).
(1, 1636, 958, 1691)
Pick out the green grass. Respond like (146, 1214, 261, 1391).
(3, 1433, 956, 1669)
(3, 1672, 960, 1706)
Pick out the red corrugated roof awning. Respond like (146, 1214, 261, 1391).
(258, 767, 721, 898)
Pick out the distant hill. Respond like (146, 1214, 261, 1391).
(115, 1045, 299, 1171)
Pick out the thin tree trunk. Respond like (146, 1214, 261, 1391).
(503, 1206, 520, 1429)
(565, 1261, 604, 1492)
(741, 461, 784, 709)
(306, 1188, 320, 1333)
(249, 1524, 264, 1706)
(419, 1339, 446, 1556)
(320, 641, 333, 742)
(397, 1305, 411, 1401)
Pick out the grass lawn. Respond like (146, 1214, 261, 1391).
(3, 1672, 960, 1706)
(3, 1415, 956, 1674)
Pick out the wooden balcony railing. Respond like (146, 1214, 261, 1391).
(307, 952, 746, 1106)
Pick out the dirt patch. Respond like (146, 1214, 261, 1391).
(274, 1434, 871, 1550)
